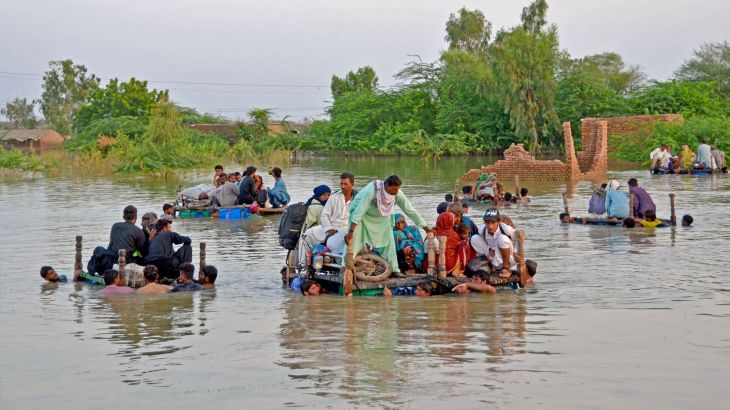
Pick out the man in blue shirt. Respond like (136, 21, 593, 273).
(172, 263, 203, 292)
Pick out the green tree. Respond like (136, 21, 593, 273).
(444, 7, 492, 54)
(629, 80, 728, 117)
(675, 41, 730, 97)
(144, 101, 184, 145)
(1, 98, 38, 129)
(38, 59, 99, 135)
(331, 66, 379, 98)
(248, 108, 273, 136)
(75, 77, 168, 131)
(491, 0, 560, 151)
(562, 52, 646, 95)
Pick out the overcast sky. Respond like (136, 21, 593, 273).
(1, 0, 728, 122)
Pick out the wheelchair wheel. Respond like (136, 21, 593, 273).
(353, 253, 392, 282)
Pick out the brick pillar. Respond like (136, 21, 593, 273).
(563, 122, 579, 176)
(589, 120, 608, 176)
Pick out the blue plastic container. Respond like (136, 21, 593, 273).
(219, 208, 242, 219)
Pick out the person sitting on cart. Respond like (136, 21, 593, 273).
(266, 167, 290, 208)
(144, 219, 192, 279)
(345, 175, 431, 278)
(304, 173, 355, 255)
(470, 208, 515, 278)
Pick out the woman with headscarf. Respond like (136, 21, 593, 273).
(604, 179, 629, 219)
(393, 213, 426, 273)
(433, 211, 466, 276)
(679, 145, 695, 170)
(304, 185, 331, 228)
(588, 183, 608, 215)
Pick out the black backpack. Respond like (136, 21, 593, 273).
(278, 202, 309, 250)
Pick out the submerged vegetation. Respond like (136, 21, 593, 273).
(2, 1, 729, 173)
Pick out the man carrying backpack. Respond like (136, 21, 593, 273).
(469, 208, 516, 278)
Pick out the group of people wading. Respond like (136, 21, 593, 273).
(41, 205, 217, 295)
(290, 172, 537, 297)
(559, 178, 694, 228)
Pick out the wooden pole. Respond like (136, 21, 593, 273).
(628, 193, 635, 219)
(562, 192, 569, 214)
(514, 175, 521, 198)
(343, 240, 354, 296)
(118, 249, 127, 286)
(516, 230, 528, 288)
(74, 235, 83, 277)
(669, 193, 676, 226)
(427, 231, 436, 277)
(437, 235, 447, 279)
(199, 242, 206, 270)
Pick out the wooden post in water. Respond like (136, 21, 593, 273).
(514, 175, 521, 199)
(437, 235, 447, 280)
(516, 230, 528, 288)
(199, 242, 206, 270)
(118, 249, 127, 286)
(562, 192, 569, 215)
(628, 193, 635, 219)
(669, 193, 676, 226)
(74, 236, 83, 277)
(343, 240, 354, 296)
(427, 231, 436, 277)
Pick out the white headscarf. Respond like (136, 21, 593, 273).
(374, 180, 396, 217)
(607, 180, 620, 191)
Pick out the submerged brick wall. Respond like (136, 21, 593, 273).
(456, 114, 680, 185)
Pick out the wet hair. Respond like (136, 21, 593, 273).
(271, 167, 282, 178)
(103, 269, 119, 286)
(682, 214, 693, 226)
(622, 217, 636, 228)
(40, 266, 54, 279)
(462, 185, 472, 194)
(559, 212, 570, 222)
(340, 172, 355, 183)
(628, 178, 638, 187)
(520, 188, 528, 197)
(447, 202, 463, 219)
(155, 218, 171, 231)
(504, 192, 513, 202)
(436, 202, 449, 214)
(384, 175, 402, 187)
(214, 165, 223, 171)
(525, 259, 538, 277)
(179, 263, 195, 279)
(163, 203, 173, 212)
(445, 193, 453, 202)
(473, 270, 489, 282)
(300, 278, 319, 295)
(416, 280, 433, 295)
(202, 265, 218, 284)
(143, 265, 159, 282)
(644, 209, 657, 222)
(123, 205, 137, 221)
(245, 166, 257, 176)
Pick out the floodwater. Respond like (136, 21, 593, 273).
(0, 156, 728, 409)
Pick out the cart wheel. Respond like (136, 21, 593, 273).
(353, 253, 392, 282)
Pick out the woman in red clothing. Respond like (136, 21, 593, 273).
(433, 212, 466, 277)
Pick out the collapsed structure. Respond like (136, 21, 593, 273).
(456, 114, 683, 185)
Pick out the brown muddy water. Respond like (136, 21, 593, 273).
(0, 156, 728, 409)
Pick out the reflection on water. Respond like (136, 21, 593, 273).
(1, 157, 729, 408)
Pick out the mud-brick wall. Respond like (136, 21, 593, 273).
(583, 114, 683, 152)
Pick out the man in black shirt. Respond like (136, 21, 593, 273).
(108, 205, 147, 263)
(144, 218, 192, 279)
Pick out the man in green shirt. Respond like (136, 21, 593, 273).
(345, 175, 431, 277)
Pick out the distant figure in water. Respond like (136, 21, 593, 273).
(383, 280, 433, 297)
(136, 265, 171, 295)
(199, 265, 218, 289)
(517, 188, 531, 204)
(444, 193, 454, 203)
(622, 217, 636, 228)
(682, 214, 694, 227)
(40, 266, 67, 283)
(97, 269, 134, 296)
(172, 263, 203, 293)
